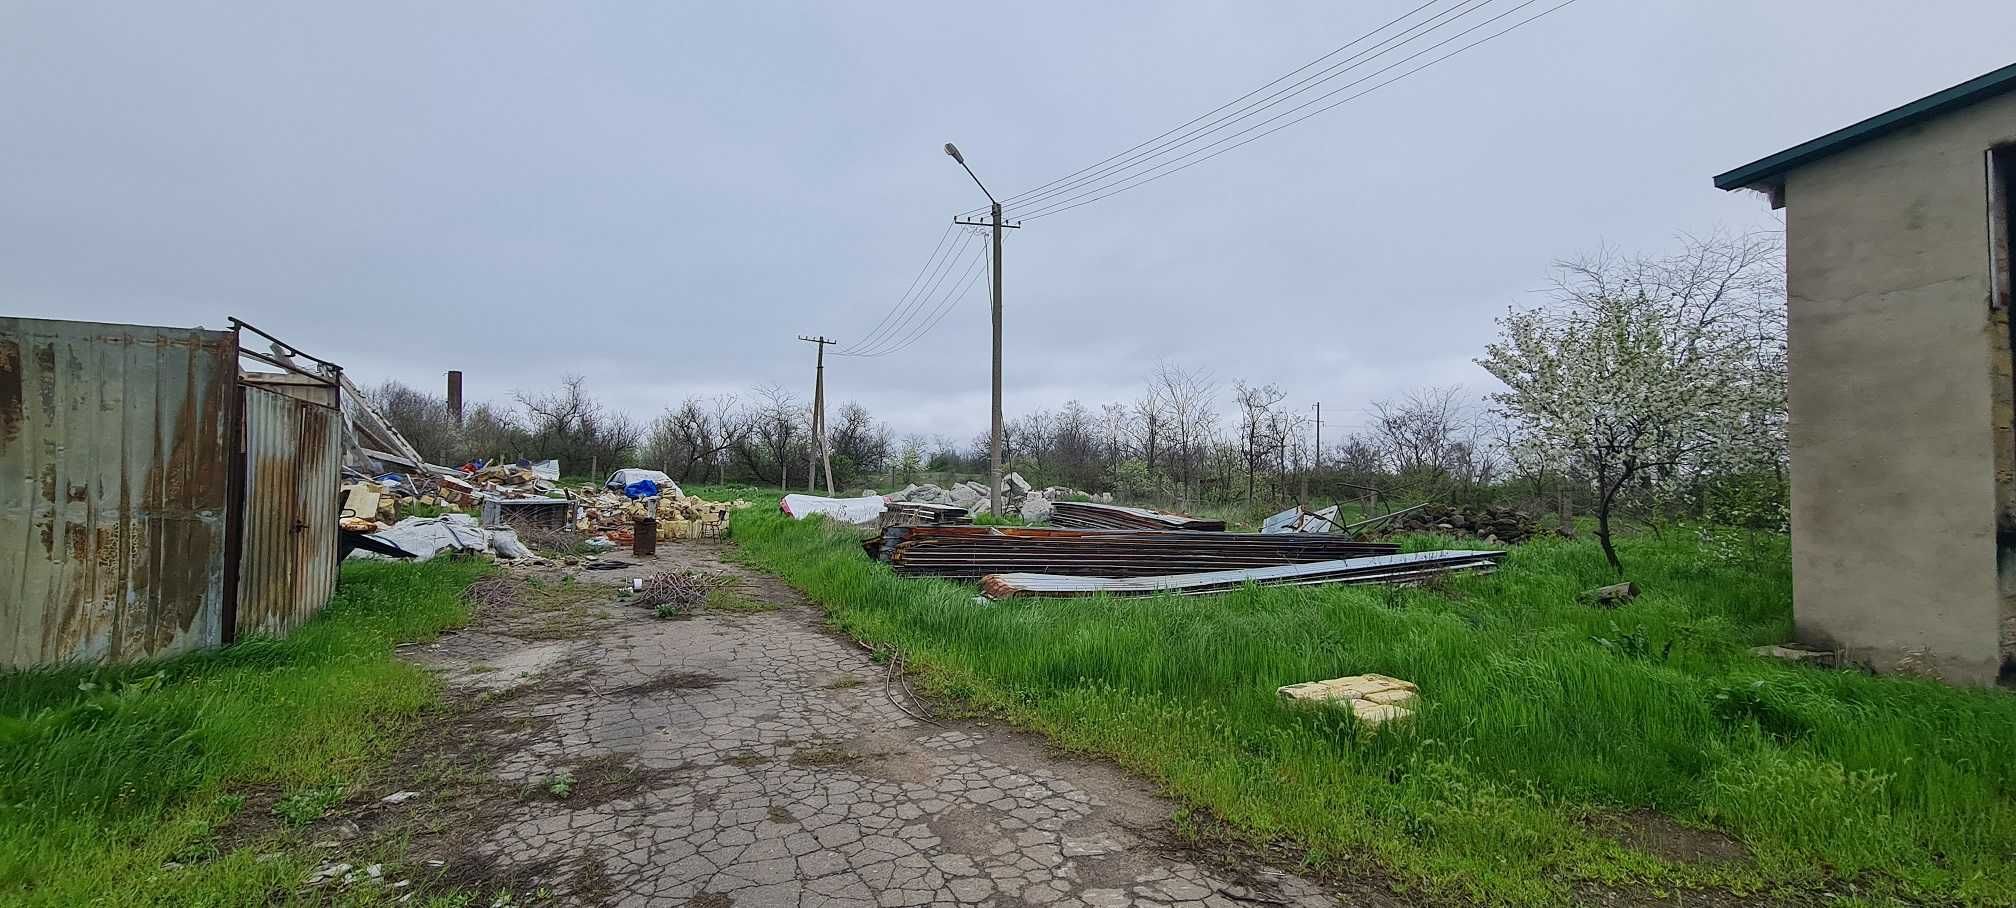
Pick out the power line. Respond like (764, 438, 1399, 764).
(987, 0, 1498, 217)
(836, 240, 990, 359)
(840, 222, 957, 356)
(1014, 0, 1579, 221)
(850, 230, 983, 355)
(960, 0, 1462, 219)
(836, 229, 980, 356)
(839, 239, 988, 358)
(834, 234, 991, 359)
(1012, 0, 1554, 220)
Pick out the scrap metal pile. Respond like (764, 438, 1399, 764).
(873, 526, 1398, 579)
(1048, 501, 1227, 532)
(862, 499, 1505, 600)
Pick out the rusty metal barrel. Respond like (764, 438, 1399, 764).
(632, 516, 658, 556)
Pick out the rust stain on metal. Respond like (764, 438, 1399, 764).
(235, 381, 340, 641)
(1, 318, 234, 668)
(0, 337, 21, 445)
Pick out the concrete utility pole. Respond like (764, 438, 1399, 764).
(799, 335, 837, 495)
(446, 370, 464, 427)
(946, 143, 1021, 517)
(1304, 401, 1321, 506)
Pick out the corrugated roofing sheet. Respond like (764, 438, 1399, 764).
(0, 317, 237, 667)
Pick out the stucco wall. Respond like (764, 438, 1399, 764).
(1782, 91, 2016, 685)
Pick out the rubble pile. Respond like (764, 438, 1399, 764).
(1386, 505, 1537, 544)
(341, 458, 751, 559)
(879, 472, 1111, 518)
(584, 492, 753, 543)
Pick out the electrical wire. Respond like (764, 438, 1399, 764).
(986, 0, 1497, 217)
(957, 0, 1477, 219)
(836, 239, 990, 359)
(839, 222, 957, 356)
(1014, 0, 1579, 221)
(836, 229, 979, 356)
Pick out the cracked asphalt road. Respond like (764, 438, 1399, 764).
(411, 542, 1344, 908)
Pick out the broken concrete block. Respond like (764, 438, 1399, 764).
(1278, 674, 1419, 728)
(1019, 495, 1054, 523)
(1004, 472, 1032, 495)
(1580, 582, 1638, 607)
(1349, 702, 1414, 726)
(1752, 644, 1840, 667)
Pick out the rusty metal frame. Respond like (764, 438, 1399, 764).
(230, 316, 342, 385)
(220, 333, 249, 644)
(222, 321, 344, 647)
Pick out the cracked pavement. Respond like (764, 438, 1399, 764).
(410, 542, 1342, 908)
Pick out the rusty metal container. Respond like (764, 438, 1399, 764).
(632, 515, 657, 556)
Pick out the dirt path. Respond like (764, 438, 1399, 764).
(389, 540, 1358, 908)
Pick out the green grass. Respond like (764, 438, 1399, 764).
(729, 505, 2016, 906)
(0, 557, 490, 906)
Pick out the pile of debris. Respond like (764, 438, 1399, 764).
(1049, 501, 1226, 532)
(338, 457, 565, 532)
(1386, 505, 1538, 544)
(879, 473, 1111, 519)
(579, 490, 751, 543)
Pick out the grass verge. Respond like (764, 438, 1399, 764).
(727, 502, 2016, 907)
(0, 557, 489, 906)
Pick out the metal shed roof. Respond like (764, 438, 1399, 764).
(1714, 61, 2016, 195)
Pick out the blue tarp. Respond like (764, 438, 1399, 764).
(624, 479, 660, 499)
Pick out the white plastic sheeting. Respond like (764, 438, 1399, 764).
(530, 460, 561, 481)
(488, 526, 536, 559)
(780, 494, 887, 525)
(348, 514, 532, 561)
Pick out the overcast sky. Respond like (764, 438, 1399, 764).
(5, 2, 2013, 442)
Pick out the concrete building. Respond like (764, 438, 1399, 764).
(1716, 63, 2016, 685)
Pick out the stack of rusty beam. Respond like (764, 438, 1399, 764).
(885, 501, 972, 525)
(878, 525, 1397, 579)
(1048, 501, 1226, 532)
(980, 550, 1506, 599)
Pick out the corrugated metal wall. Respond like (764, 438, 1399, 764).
(0, 318, 237, 668)
(235, 382, 340, 640)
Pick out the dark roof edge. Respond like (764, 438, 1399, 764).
(1713, 61, 2016, 192)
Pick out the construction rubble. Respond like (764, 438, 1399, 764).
(339, 458, 750, 560)
(1385, 504, 1540, 544)
(877, 473, 1112, 517)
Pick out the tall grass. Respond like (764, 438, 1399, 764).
(730, 505, 2016, 906)
(0, 557, 488, 906)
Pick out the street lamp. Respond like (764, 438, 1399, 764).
(947, 142, 1007, 519)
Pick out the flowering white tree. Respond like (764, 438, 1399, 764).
(1477, 232, 1786, 574)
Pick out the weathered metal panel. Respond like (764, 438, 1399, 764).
(0, 317, 235, 668)
(241, 371, 338, 408)
(235, 384, 340, 640)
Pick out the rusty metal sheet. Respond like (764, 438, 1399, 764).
(0, 317, 236, 668)
(979, 550, 1507, 599)
(235, 383, 340, 640)
(878, 525, 1400, 579)
(1048, 501, 1226, 531)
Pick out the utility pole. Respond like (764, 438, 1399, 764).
(1305, 401, 1321, 506)
(946, 142, 1021, 517)
(799, 335, 837, 495)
